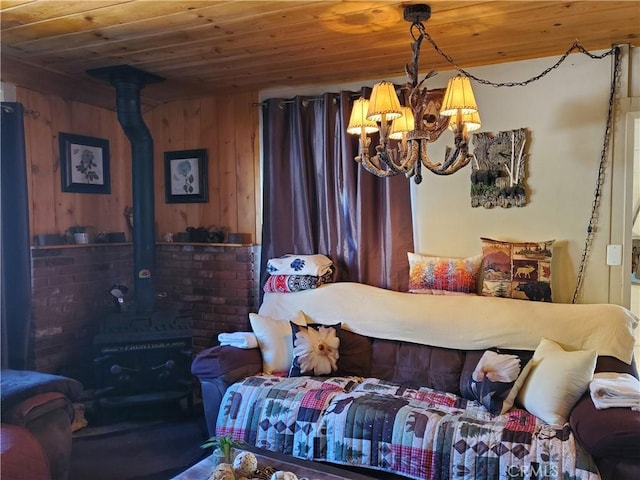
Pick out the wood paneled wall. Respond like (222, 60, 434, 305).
(147, 94, 260, 242)
(16, 86, 260, 244)
(18, 87, 131, 237)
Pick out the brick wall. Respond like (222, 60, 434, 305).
(155, 244, 260, 352)
(30, 245, 132, 380)
(30, 243, 259, 383)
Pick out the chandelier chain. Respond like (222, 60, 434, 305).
(571, 46, 621, 304)
(417, 23, 617, 87)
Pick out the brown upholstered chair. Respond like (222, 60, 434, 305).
(1, 370, 83, 480)
(0, 423, 51, 480)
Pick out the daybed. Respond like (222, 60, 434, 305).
(192, 282, 640, 480)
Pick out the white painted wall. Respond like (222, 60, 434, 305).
(261, 46, 638, 305)
(0, 81, 17, 101)
(412, 52, 621, 304)
(631, 116, 640, 366)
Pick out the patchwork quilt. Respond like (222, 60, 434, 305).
(216, 376, 600, 480)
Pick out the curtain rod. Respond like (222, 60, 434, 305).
(253, 91, 363, 108)
(253, 97, 325, 108)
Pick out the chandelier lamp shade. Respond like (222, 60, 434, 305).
(346, 98, 379, 136)
(451, 111, 482, 134)
(347, 4, 481, 183)
(366, 81, 403, 123)
(440, 75, 479, 116)
(390, 106, 415, 140)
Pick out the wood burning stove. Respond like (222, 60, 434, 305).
(87, 65, 194, 413)
(93, 310, 192, 409)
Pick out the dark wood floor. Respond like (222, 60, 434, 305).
(69, 396, 408, 480)
(69, 399, 209, 480)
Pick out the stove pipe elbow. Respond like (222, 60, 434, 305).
(86, 65, 165, 316)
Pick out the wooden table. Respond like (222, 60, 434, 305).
(171, 447, 386, 480)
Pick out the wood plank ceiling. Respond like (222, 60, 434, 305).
(1, 1, 639, 110)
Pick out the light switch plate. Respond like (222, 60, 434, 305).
(606, 244, 622, 266)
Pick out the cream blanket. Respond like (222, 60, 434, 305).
(259, 282, 638, 364)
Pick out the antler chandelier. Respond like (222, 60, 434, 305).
(347, 4, 481, 184)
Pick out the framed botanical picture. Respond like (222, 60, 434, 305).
(164, 149, 209, 203)
(59, 132, 111, 194)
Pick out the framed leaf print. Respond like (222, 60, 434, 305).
(164, 149, 208, 203)
(59, 132, 111, 194)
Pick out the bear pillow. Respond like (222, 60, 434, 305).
(481, 237, 554, 302)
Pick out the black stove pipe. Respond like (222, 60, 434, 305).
(87, 65, 164, 315)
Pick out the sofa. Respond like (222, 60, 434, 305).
(192, 282, 640, 480)
(1, 369, 83, 480)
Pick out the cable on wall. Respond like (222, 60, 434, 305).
(571, 47, 621, 303)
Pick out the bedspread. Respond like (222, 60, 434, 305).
(260, 283, 638, 363)
(216, 376, 600, 480)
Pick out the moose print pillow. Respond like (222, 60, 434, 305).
(480, 238, 554, 302)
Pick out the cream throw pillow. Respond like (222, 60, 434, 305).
(516, 337, 597, 425)
(249, 311, 306, 374)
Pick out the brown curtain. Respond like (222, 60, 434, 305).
(260, 91, 413, 296)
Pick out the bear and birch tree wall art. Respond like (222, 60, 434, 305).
(470, 128, 528, 208)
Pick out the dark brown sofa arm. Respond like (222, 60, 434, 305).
(191, 345, 262, 383)
(191, 345, 262, 435)
(569, 356, 640, 480)
(570, 393, 640, 458)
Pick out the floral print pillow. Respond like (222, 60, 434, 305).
(289, 323, 340, 377)
(469, 350, 531, 415)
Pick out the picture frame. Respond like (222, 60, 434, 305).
(164, 149, 209, 203)
(59, 132, 111, 194)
